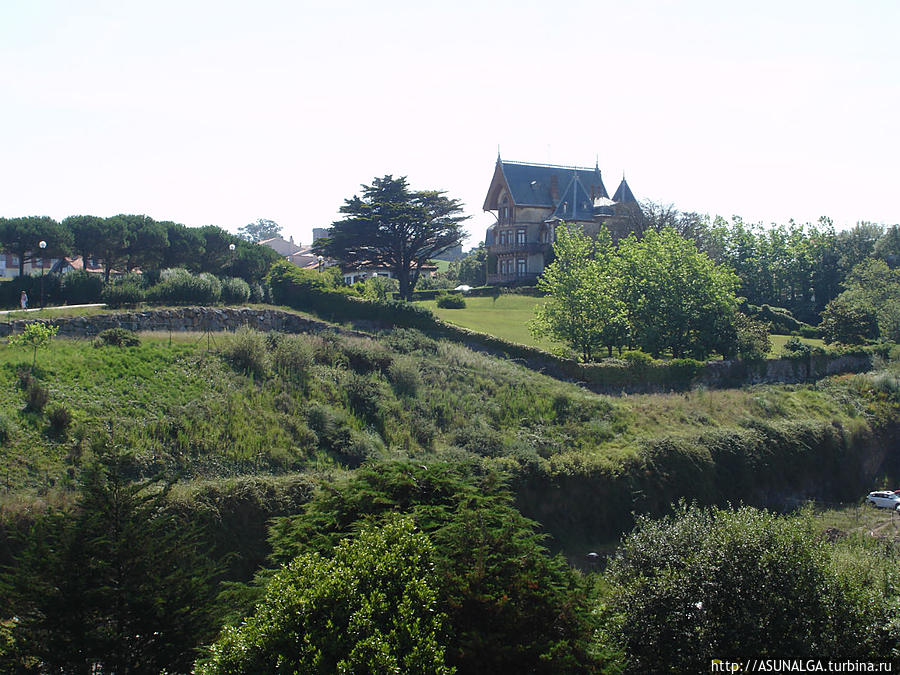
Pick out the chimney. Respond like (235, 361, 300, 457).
(550, 175, 559, 202)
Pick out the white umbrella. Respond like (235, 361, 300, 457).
(454, 284, 472, 292)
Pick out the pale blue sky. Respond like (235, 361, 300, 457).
(1, 0, 897, 248)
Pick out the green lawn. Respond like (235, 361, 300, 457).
(768, 333, 826, 358)
(420, 294, 826, 360)
(417, 294, 557, 350)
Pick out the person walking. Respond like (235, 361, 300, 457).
(19, 291, 27, 310)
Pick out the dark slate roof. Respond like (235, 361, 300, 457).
(498, 161, 609, 207)
(612, 177, 638, 204)
(551, 172, 596, 222)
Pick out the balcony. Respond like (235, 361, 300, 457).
(486, 241, 551, 255)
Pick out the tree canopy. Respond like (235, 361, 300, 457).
(315, 175, 468, 300)
(238, 218, 282, 242)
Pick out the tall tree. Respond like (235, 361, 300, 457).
(0, 449, 220, 674)
(63, 215, 106, 268)
(0, 216, 72, 277)
(119, 214, 168, 272)
(160, 221, 206, 271)
(529, 223, 626, 361)
(237, 218, 281, 242)
(95, 216, 131, 282)
(316, 176, 468, 300)
(617, 227, 739, 358)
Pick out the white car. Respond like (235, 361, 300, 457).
(865, 491, 900, 509)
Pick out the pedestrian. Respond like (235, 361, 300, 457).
(19, 291, 27, 310)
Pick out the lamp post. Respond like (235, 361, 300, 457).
(228, 243, 236, 276)
(38, 240, 47, 309)
(317, 255, 324, 273)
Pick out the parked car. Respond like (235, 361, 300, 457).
(865, 491, 900, 509)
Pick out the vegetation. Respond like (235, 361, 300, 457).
(1, 449, 221, 673)
(197, 516, 453, 674)
(8, 321, 59, 369)
(314, 175, 468, 300)
(600, 503, 899, 673)
(435, 292, 465, 309)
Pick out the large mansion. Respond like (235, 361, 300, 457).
(483, 158, 642, 284)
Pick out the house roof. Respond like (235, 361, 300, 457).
(259, 236, 303, 257)
(551, 172, 597, 222)
(612, 177, 638, 204)
(483, 159, 609, 210)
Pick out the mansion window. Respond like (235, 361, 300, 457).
(515, 229, 526, 245)
(517, 258, 526, 276)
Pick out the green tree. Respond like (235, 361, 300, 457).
(263, 462, 607, 674)
(0, 449, 220, 674)
(238, 218, 282, 242)
(315, 176, 468, 300)
(617, 227, 739, 358)
(0, 216, 72, 277)
(9, 321, 59, 369)
(198, 225, 240, 275)
(95, 216, 132, 282)
(599, 504, 898, 674)
(820, 295, 881, 345)
(160, 221, 206, 270)
(119, 214, 169, 272)
(448, 244, 488, 287)
(197, 516, 452, 675)
(63, 214, 106, 268)
(530, 224, 626, 361)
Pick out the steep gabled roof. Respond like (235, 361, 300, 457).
(550, 172, 596, 222)
(612, 177, 638, 205)
(483, 159, 609, 210)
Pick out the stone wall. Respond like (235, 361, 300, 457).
(0, 307, 346, 339)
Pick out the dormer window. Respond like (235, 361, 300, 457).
(500, 195, 510, 224)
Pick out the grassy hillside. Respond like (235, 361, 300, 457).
(0, 320, 893, 517)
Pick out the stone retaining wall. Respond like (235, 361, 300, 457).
(0, 307, 344, 338)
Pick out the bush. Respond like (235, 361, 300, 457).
(24, 381, 49, 413)
(221, 277, 251, 305)
(59, 270, 104, 305)
(47, 405, 73, 435)
(101, 283, 144, 308)
(93, 328, 140, 348)
(147, 269, 222, 305)
(272, 335, 314, 383)
(436, 292, 466, 309)
(249, 282, 267, 304)
(387, 360, 419, 397)
(221, 327, 269, 378)
(621, 350, 653, 369)
(600, 503, 898, 672)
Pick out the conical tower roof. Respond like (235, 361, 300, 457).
(612, 176, 637, 204)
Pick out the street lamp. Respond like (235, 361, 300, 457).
(228, 243, 236, 276)
(38, 240, 47, 309)
(317, 255, 324, 273)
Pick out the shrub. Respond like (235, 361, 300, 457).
(621, 350, 653, 369)
(0, 413, 13, 444)
(387, 360, 419, 398)
(47, 405, 73, 435)
(436, 292, 466, 309)
(147, 269, 222, 305)
(94, 328, 140, 348)
(272, 335, 314, 383)
(24, 380, 49, 413)
(101, 283, 144, 308)
(343, 340, 394, 374)
(221, 277, 251, 305)
(221, 327, 270, 378)
(59, 270, 104, 305)
(249, 282, 267, 304)
(600, 503, 898, 672)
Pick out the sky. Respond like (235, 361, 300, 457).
(1, 0, 898, 250)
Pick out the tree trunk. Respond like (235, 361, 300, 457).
(397, 269, 411, 301)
